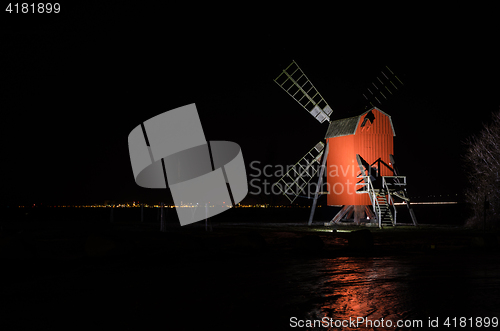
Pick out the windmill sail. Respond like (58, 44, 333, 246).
(363, 66, 404, 109)
(273, 141, 326, 203)
(274, 61, 333, 123)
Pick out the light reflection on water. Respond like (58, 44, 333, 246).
(296, 257, 414, 330)
(321, 258, 412, 326)
(283, 254, 500, 330)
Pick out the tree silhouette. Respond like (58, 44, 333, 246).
(463, 109, 500, 228)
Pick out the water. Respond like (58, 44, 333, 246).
(2, 204, 498, 329)
(282, 253, 500, 330)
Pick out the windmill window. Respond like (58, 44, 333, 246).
(361, 110, 375, 131)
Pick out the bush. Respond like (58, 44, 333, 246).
(463, 109, 500, 228)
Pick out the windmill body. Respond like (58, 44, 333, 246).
(325, 108, 394, 206)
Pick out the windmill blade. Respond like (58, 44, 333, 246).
(363, 66, 404, 109)
(274, 61, 333, 123)
(273, 141, 326, 203)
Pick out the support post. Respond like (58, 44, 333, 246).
(354, 205, 364, 225)
(409, 208, 418, 226)
(325, 205, 353, 226)
(389, 154, 418, 227)
(110, 206, 114, 223)
(141, 203, 144, 223)
(160, 202, 166, 232)
(308, 141, 329, 226)
(364, 205, 376, 222)
(205, 203, 210, 231)
(379, 209, 382, 229)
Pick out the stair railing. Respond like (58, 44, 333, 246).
(356, 174, 382, 228)
(382, 176, 397, 225)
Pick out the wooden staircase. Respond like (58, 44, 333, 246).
(331, 154, 418, 229)
(355, 154, 417, 228)
(374, 190, 394, 226)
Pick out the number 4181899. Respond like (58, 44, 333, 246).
(6, 3, 60, 13)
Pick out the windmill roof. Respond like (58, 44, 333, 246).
(324, 115, 361, 138)
(324, 107, 395, 138)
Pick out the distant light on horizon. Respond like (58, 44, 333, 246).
(394, 201, 458, 205)
(15, 201, 459, 208)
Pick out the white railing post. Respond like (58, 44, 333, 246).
(383, 177, 396, 225)
(365, 175, 381, 228)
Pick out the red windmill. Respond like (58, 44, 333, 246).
(273, 61, 417, 228)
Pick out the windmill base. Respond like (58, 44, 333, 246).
(324, 205, 377, 226)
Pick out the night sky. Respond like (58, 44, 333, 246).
(2, 5, 499, 207)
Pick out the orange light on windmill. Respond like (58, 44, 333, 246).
(325, 107, 395, 206)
